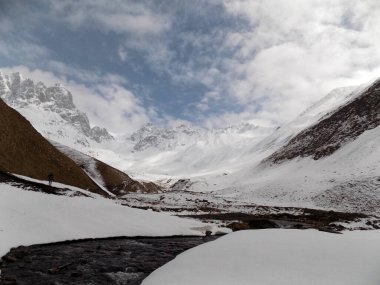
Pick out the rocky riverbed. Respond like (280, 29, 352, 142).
(0, 236, 218, 285)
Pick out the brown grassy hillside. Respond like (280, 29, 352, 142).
(0, 99, 107, 196)
(51, 142, 161, 195)
(96, 160, 161, 195)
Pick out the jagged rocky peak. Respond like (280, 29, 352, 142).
(129, 123, 198, 142)
(45, 83, 76, 109)
(0, 71, 113, 144)
(90, 126, 113, 143)
(1, 73, 75, 109)
(0, 72, 11, 95)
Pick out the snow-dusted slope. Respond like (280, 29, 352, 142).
(99, 122, 275, 179)
(253, 85, 362, 153)
(219, 125, 380, 214)
(0, 71, 112, 149)
(267, 78, 380, 162)
(126, 122, 272, 152)
(184, 79, 380, 215)
(111, 83, 371, 179)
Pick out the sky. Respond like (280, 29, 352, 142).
(1, 0, 380, 133)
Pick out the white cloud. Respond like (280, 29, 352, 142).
(46, 0, 174, 74)
(3, 0, 380, 131)
(46, 60, 128, 85)
(48, 0, 171, 35)
(117, 46, 128, 62)
(188, 0, 380, 126)
(0, 39, 50, 62)
(195, 91, 221, 112)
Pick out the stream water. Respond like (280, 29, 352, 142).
(0, 236, 218, 285)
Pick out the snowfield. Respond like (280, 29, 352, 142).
(0, 184, 228, 258)
(143, 229, 380, 285)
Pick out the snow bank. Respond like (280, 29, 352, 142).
(143, 229, 380, 285)
(0, 185, 226, 258)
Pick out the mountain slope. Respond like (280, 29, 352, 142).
(253, 86, 359, 154)
(0, 98, 107, 195)
(267, 79, 380, 162)
(171, 78, 380, 215)
(52, 142, 161, 195)
(101, 122, 275, 179)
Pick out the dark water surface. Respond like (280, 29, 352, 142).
(0, 236, 219, 285)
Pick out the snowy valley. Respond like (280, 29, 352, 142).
(1, 71, 379, 215)
(1, 71, 379, 285)
(3, 2, 380, 284)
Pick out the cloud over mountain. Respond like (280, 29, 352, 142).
(1, 0, 380, 130)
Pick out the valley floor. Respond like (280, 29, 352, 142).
(1, 236, 218, 285)
(122, 191, 380, 232)
(1, 175, 380, 285)
(0, 179, 226, 259)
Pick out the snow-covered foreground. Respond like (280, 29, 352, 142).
(143, 229, 380, 285)
(0, 184, 227, 258)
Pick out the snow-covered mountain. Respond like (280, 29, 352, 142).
(0, 71, 275, 177)
(101, 122, 275, 178)
(0, 92, 160, 196)
(253, 85, 359, 153)
(2, 70, 379, 215)
(127, 122, 271, 152)
(0, 71, 113, 149)
(127, 123, 204, 151)
(115, 83, 374, 180)
(267, 78, 380, 162)
(183, 79, 380, 215)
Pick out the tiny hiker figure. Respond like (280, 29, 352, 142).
(48, 173, 54, 186)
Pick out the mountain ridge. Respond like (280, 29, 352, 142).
(267, 78, 380, 162)
(0, 71, 113, 148)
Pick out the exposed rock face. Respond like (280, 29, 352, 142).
(90, 126, 113, 143)
(128, 123, 202, 151)
(170, 179, 193, 191)
(0, 72, 113, 145)
(0, 98, 107, 196)
(266, 79, 380, 163)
